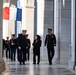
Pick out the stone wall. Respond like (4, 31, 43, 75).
(43, 0, 54, 61)
(58, 0, 71, 64)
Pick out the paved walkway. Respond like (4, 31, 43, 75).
(0, 58, 76, 75)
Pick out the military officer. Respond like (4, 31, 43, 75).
(44, 28, 56, 65)
(17, 30, 27, 65)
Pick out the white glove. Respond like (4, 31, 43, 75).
(18, 46, 21, 49)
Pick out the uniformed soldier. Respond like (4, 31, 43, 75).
(10, 34, 17, 61)
(44, 28, 56, 65)
(17, 30, 27, 65)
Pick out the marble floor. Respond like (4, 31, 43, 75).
(0, 58, 76, 75)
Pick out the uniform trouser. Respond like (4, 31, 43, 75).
(33, 52, 40, 64)
(6, 48, 10, 58)
(11, 48, 16, 61)
(17, 49, 19, 61)
(47, 47, 54, 64)
(18, 48, 26, 63)
(26, 48, 30, 61)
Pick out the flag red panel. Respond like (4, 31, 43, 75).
(3, 7, 10, 20)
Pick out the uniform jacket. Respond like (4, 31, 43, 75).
(5, 40, 10, 49)
(45, 34, 56, 48)
(3, 39, 6, 49)
(17, 34, 27, 48)
(10, 38, 17, 49)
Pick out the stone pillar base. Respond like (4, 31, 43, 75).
(68, 60, 75, 69)
(0, 58, 6, 73)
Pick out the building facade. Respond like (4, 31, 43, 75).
(0, 0, 76, 70)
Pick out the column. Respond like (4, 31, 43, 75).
(34, 0, 37, 38)
(0, 0, 5, 71)
(37, 0, 45, 60)
(75, 0, 76, 70)
(20, 0, 26, 30)
(68, 0, 75, 69)
(0, 0, 3, 59)
(54, 0, 60, 64)
(25, 0, 34, 45)
(22, 7, 26, 30)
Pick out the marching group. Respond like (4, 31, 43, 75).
(3, 28, 56, 65)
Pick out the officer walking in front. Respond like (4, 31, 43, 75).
(17, 30, 27, 65)
(44, 28, 56, 65)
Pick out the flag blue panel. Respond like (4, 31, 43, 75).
(16, 8, 22, 21)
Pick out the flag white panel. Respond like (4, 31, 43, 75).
(9, 7, 17, 20)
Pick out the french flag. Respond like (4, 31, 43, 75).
(3, 0, 23, 37)
(3, 5, 22, 21)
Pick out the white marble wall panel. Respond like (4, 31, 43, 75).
(60, 50, 69, 59)
(60, 34, 71, 42)
(60, 58, 69, 64)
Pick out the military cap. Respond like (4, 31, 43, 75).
(12, 34, 15, 36)
(22, 30, 27, 32)
(48, 28, 52, 31)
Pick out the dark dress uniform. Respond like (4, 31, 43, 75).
(5, 39, 10, 59)
(32, 39, 42, 64)
(45, 34, 56, 64)
(17, 34, 27, 65)
(10, 38, 17, 61)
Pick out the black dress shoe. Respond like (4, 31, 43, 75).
(49, 62, 52, 65)
(49, 63, 52, 65)
(37, 63, 39, 65)
(33, 63, 36, 64)
(23, 62, 25, 65)
(20, 62, 22, 65)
